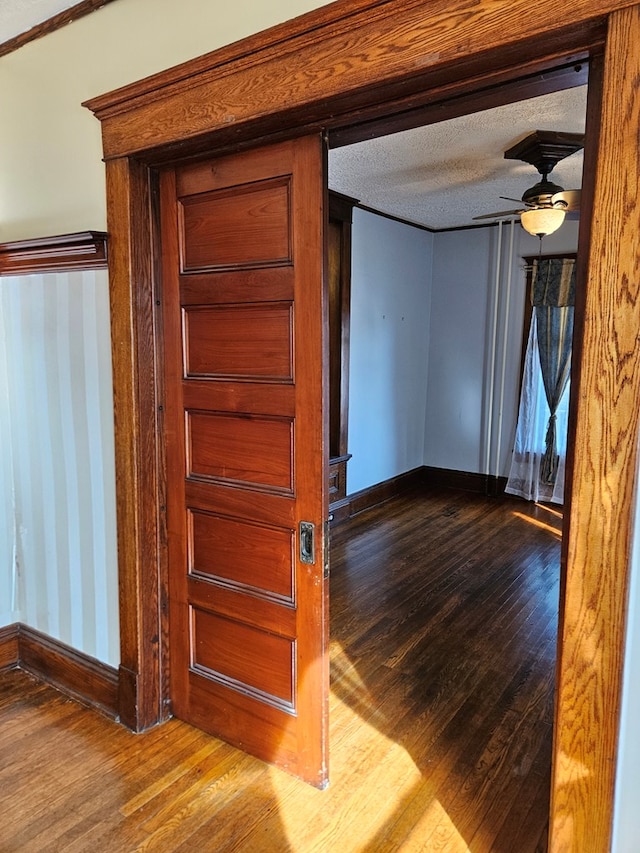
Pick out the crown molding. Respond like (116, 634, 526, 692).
(0, 231, 108, 275)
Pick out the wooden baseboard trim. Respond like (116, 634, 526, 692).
(423, 466, 508, 496)
(9, 625, 119, 720)
(349, 466, 428, 516)
(0, 624, 20, 671)
(330, 467, 428, 524)
(330, 465, 508, 525)
(328, 498, 352, 526)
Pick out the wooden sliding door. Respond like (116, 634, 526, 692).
(159, 136, 329, 787)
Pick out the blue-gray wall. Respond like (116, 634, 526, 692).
(348, 208, 433, 493)
(346, 209, 580, 494)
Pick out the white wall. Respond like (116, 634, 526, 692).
(347, 208, 433, 493)
(0, 270, 119, 665)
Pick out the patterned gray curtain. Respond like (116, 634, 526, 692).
(531, 258, 575, 485)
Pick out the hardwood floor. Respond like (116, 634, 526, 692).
(0, 487, 560, 852)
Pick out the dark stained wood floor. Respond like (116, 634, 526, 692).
(0, 487, 561, 852)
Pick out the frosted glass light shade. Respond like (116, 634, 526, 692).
(520, 207, 566, 237)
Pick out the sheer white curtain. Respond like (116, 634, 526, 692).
(505, 313, 570, 504)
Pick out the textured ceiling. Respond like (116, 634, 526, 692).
(328, 85, 588, 230)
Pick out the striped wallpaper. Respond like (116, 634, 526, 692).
(0, 269, 119, 666)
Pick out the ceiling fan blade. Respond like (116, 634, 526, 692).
(472, 208, 523, 221)
(552, 189, 581, 211)
(499, 195, 524, 204)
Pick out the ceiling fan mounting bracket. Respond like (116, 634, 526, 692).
(472, 128, 583, 225)
(504, 130, 585, 178)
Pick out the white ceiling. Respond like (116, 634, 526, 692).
(4, 1, 587, 233)
(0, 0, 81, 41)
(328, 85, 587, 230)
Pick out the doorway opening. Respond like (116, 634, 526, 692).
(320, 71, 588, 847)
(325, 74, 587, 509)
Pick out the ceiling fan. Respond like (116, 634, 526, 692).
(473, 130, 584, 237)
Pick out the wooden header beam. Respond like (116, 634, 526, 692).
(83, 0, 620, 161)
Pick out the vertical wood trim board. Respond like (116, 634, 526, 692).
(549, 7, 640, 852)
(105, 157, 164, 730)
(0, 624, 20, 671)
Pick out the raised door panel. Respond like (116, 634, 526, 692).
(178, 178, 292, 271)
(184, 303, 293, 380)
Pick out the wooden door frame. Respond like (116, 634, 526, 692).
(85, 1, 640, 848)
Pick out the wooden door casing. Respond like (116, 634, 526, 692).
(160, 137, 329, 787)
(89, 1, 640, 845)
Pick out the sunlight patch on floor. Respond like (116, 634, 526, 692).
(268, 703, 421, 850)
(512, 511, 562, 539)
(535, 502, 563, 519)
(263, 641, 472, 852)
(399, 796, 473, 852)
(329, 639, 390, 730)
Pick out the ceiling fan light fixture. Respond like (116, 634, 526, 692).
(520, 206, 566, 237)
